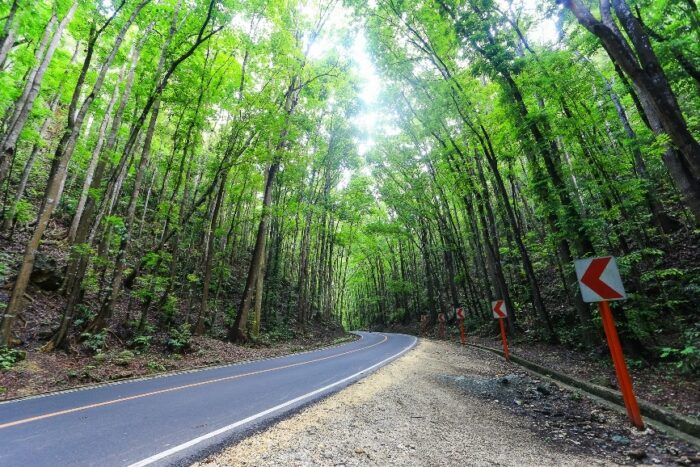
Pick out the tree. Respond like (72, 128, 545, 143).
(561, 0, 700, 222)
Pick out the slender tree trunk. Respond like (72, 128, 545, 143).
(2, 1, 149, 348)
(601, 74, 679, 232)
(67, 71, 123, 242)
(73, 3, 222, 337)
(563, 0, 700, 222)
(229, 76, 301, 342)
(251, 254, 265, 338)
(195, 175, 226, 336)
(1, 41, 82, 232)
(0, 5, 78, 186)
(228, 159, 280, 342)
(0, 0, 18, 69)
(35, 1, 151, 351)
(478, 127, 556, 340)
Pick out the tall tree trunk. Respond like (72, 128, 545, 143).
(2, 0, 149, 348)
(228, 161, 279, 342)
(195, 174, 226, 336)
(0, 0, 18, 68)
(1, 40, 82, 232)
(228, 75, 302, 342)
(601, 72, 679, 233)
(477, 126, 556, 340)
(563, 0, 700, 222)
(62, 39, 143, 303)
(73, 2, 221, 338)
(251, 254, 265, 338)
(67, 68, 123, 242)
(0, 4, 77, 186)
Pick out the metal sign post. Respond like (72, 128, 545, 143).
(491, 300, 509, 361)
(438, 313, 446, 339)
(456, 307, 465, 345)
(574, 256, 644, 429)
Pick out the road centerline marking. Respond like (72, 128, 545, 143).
(129, 335, 418, 467)
(0, 334, 388, 430)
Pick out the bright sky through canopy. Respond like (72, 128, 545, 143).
(324, 0, 559, 188)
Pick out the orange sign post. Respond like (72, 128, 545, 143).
(456, 307, 466, 345)
(574, 256, 644, 430)
(491, 300, 509, 362)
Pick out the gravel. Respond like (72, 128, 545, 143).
(194, 339, 610, 466)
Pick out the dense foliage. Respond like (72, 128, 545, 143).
(0, 0, 698, 367)
(343, 0, 700, 360)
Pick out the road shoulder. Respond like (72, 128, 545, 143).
(195, 339, 615, 466)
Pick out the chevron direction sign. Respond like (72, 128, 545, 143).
(491, 300, 507, 319)
(491, 299, 510, 361)
(574, 256, 626, 303)
(573, 255, 643, 429)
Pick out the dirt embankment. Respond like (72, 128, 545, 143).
(1, 229, 352, 401)
(195, 339, 699, 466)
(0, 325, 352, 400)
(376, 321, 700, 420)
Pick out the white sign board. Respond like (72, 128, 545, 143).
(492, 300, 507, 319)
(574, 256, 626, 302)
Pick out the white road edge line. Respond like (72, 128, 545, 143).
(128, 334, 417, 467)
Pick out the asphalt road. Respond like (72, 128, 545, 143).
(0, 332, 416, 466)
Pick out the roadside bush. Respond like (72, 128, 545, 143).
(660, 324, 700, 375)
(72, 304, 96, 328)
(130, 334, 152, 351)
(261, 322, 294, 343)
(114, 350, 135, 366)
(223, 307, 237, 329)
(147, 360, 166, 372)
(167, 323, 192, 353)
(160, 294, 178, 325)
(6, 199, 35, 226)
(0, 347, 26, 369)
(128, 320, 154, 351)
(80, 330, 107, 354)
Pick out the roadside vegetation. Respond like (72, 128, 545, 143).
(344, 0, 700, 388)
(0, 0, 698, 408)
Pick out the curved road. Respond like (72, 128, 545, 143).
(0, 332, 416, 466)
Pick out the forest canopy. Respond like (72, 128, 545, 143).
(0, 0, 698, 369)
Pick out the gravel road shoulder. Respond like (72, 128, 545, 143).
(195, 338, 620, 466)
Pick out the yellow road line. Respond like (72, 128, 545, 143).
(0, 334, 388, 430)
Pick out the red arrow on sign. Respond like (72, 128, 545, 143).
(493, 300, 506, 318)
(580, 257, 624, 300)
